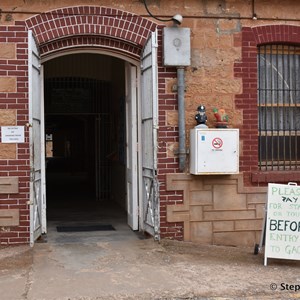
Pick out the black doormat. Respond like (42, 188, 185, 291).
(56, 224, 115, 232)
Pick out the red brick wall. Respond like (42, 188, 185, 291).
(24, 6, 184, 240)
(156, 31, 183, 240)
(0, 24, 30, 245)
(0, 5, 184, 243)
(25, 6, 156, 59)
(3, 4, 300, 245)
(234, 25, 300, 187)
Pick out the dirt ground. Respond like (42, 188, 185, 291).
(1, 239, 300, 300)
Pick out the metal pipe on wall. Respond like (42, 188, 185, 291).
(177, 67, 186, 172)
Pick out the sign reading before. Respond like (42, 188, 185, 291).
(264, 183, 300, 266)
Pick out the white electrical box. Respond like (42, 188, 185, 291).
(163, 27, 191, 66)
(190, 128, 239, 175)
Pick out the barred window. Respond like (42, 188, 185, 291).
(258, 45, 300, 170)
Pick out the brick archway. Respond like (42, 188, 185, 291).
(24, 5, 179, 242)
(25, 6, 158, 59)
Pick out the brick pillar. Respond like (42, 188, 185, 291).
(0, 23, 30, 245)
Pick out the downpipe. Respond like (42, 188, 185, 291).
(177, 67, 186, 172)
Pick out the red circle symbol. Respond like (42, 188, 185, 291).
(212, 137, 223, 149)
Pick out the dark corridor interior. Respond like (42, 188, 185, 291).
(44, 54, 127, 225)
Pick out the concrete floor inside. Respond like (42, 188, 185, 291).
(45, 174, 140, 244)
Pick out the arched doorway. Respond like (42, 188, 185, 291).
(43, 52, 130, 240)
(26, 6, 160, 244)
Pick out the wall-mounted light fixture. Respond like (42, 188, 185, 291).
(142, 0, 183, 26)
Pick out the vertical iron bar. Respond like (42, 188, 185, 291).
(270, 45, 274, 170)
(258, 47, 262, 170)
(296, 48, 299, 168)
(285, 45, 289, 168)
(288, 45, 292, 169)
(282, 45, 287, 170)
(276, 44, 280, 169)
(264, 46, 268, 170)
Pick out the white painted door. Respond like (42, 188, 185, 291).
(28, 30, 46, 245)
(140, 30, 160, 240)
(125, 62, 138, 230)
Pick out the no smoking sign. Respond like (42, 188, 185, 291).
(212, 137, 223, 149)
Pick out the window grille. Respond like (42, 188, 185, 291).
(258, 45, 300, 170)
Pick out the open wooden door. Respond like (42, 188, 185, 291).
(28, 30, 47, 245)
(125, 62, 138, 230)
(140, 30, 160, 240)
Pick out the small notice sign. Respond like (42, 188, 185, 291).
(264, 182, 300, 266)
(1, 126, 25, 143)
(212, 137, 223, 149)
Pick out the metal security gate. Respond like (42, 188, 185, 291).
(140, 30, 160, 240)
(28, 30, 46, 245)
(44, 77, 112, 200)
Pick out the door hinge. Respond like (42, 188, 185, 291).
(30, 168, 35, 181)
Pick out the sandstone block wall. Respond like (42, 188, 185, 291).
(166, 173, 267, 246)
